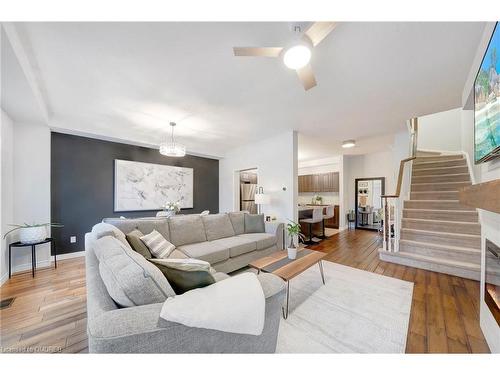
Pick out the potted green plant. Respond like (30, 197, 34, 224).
(286, 220, 305, 259)
(314, 195, 323, 204)
(3, 223, 64, 244)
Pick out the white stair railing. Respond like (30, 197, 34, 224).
(381, 118, 418, 252)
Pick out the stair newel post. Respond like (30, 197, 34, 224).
(394, 198, 400, 252)
(383, 197, 389, 251)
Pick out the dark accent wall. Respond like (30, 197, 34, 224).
(51, 132, 219, 254)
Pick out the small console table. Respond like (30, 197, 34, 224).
(8, 238, 57, 278)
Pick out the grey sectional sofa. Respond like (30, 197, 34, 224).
(103, 212, 284, 273)
(84, 212, 286, 353)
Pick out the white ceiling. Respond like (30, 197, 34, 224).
(2, 22, 486, 158)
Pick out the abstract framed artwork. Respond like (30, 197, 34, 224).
(114, 159, 193, 212)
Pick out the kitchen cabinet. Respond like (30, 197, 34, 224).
(298, 172, 339, 193)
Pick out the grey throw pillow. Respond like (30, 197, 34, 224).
(244, 214, 265, 233)
(125, 229, 152, 259)
(149, 258, 216, 294)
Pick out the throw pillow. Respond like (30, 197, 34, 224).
(244, 213, 265, 233)
(149, 258, 216, 294)
(126, 229, 152, 259)
(140, 229, 176, 258)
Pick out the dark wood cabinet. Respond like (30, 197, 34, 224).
(298, 172, 339, 193)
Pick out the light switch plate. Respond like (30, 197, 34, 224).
(70, 236, 77, 243)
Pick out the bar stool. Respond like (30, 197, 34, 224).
(300, 208, 324, 244)
(321, 205, 335, 238)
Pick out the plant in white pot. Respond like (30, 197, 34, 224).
(3, 223, 64, 244)
(286, 220, 305, 260)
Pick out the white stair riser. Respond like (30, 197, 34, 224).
(412, 174, 470, 183)
(404, 200, 473, 210)
(399, 242, 480, 264)
(410, 191, 459, 200)
(402, 219, 481, 235)
(413, 159, 467, 169)
(412, 166, 469, 176)
(379, 251, 480, 281)
(403, 209, 478, 222)
(401, 230, 481, 249)
(411, 181, 471, 191)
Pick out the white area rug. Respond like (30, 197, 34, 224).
(276, 261, 413, 353)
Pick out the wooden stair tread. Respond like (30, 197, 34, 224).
(403, 208, 476, 213)
(401, 227, 480, 239)
(399, 239, 481, 254)
(412, 172, 470, 178)
(412, 166, 468, 172)
(402, 217, 480, 226)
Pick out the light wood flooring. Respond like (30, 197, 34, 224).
(0, 229, 490, 353)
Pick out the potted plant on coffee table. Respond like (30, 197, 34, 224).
(286, 220, 305, 260)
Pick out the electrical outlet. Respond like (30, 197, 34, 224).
(70, 236, 77, 243)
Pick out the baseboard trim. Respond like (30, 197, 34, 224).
(53, 251, 85, 261)
(0, 272, 8, 286)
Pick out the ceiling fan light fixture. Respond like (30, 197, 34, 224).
(342, 140, 356, 148)
(159, 122, 186, 157)
(283, 45, 311, 70)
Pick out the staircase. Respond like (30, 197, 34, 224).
(380, 153, 483, 280)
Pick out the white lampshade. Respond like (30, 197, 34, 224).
(255, 193, 270, 205)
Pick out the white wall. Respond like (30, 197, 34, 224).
(11, 122, 52, 272)
(460, 22, 500, 353)
(219, 131, 298, 223)
(343, 150, 396, 213)
(0, 115, 51, 285)
(1, 109, 14, 284)
(418, 108, 462, 152)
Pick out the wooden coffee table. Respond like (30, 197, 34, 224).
(249, 248, 326, 319)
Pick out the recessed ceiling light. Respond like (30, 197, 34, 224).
(283, 45, 311, 70)
(342, 140, 356, 148)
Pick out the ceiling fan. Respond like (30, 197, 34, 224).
(233, 22, 337, 91)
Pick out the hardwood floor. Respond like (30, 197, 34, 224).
(0, 258, 87, 353)
(0, 229, 490, 353)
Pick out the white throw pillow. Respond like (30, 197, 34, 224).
(160, 272, 265, 335)
(140, 229, 176, 258)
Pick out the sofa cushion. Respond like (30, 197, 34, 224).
(125, 229, 152, 259)
(140, 230, 176, 258)
(210, 237, 257, 258)
(103, 217, 170, 242)
(168, 215, 207, 246)
(93, 236, 175, 307)
(177, 241, 230, 264)
(228, 211, 246, 235)
(201, 214, 235, 241)
(244, 214, 265, 233)
(237, 233, 277, 250)
(92, 222, 131, 249)
(149, 258, 216, 294)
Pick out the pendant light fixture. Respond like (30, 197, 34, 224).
(159, 122, 186, 157)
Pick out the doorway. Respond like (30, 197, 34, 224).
(354, 177, 385, 231)
(238, 169, 258, 214)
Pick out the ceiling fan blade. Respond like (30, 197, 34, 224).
(304, 22, 337, 47)
(297, 64, 317, 91)
(233, 47, 283, 57)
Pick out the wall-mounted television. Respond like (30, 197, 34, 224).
(474, 22, 500, 164)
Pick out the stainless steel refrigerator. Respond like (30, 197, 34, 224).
(240, 183, 257, 213)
